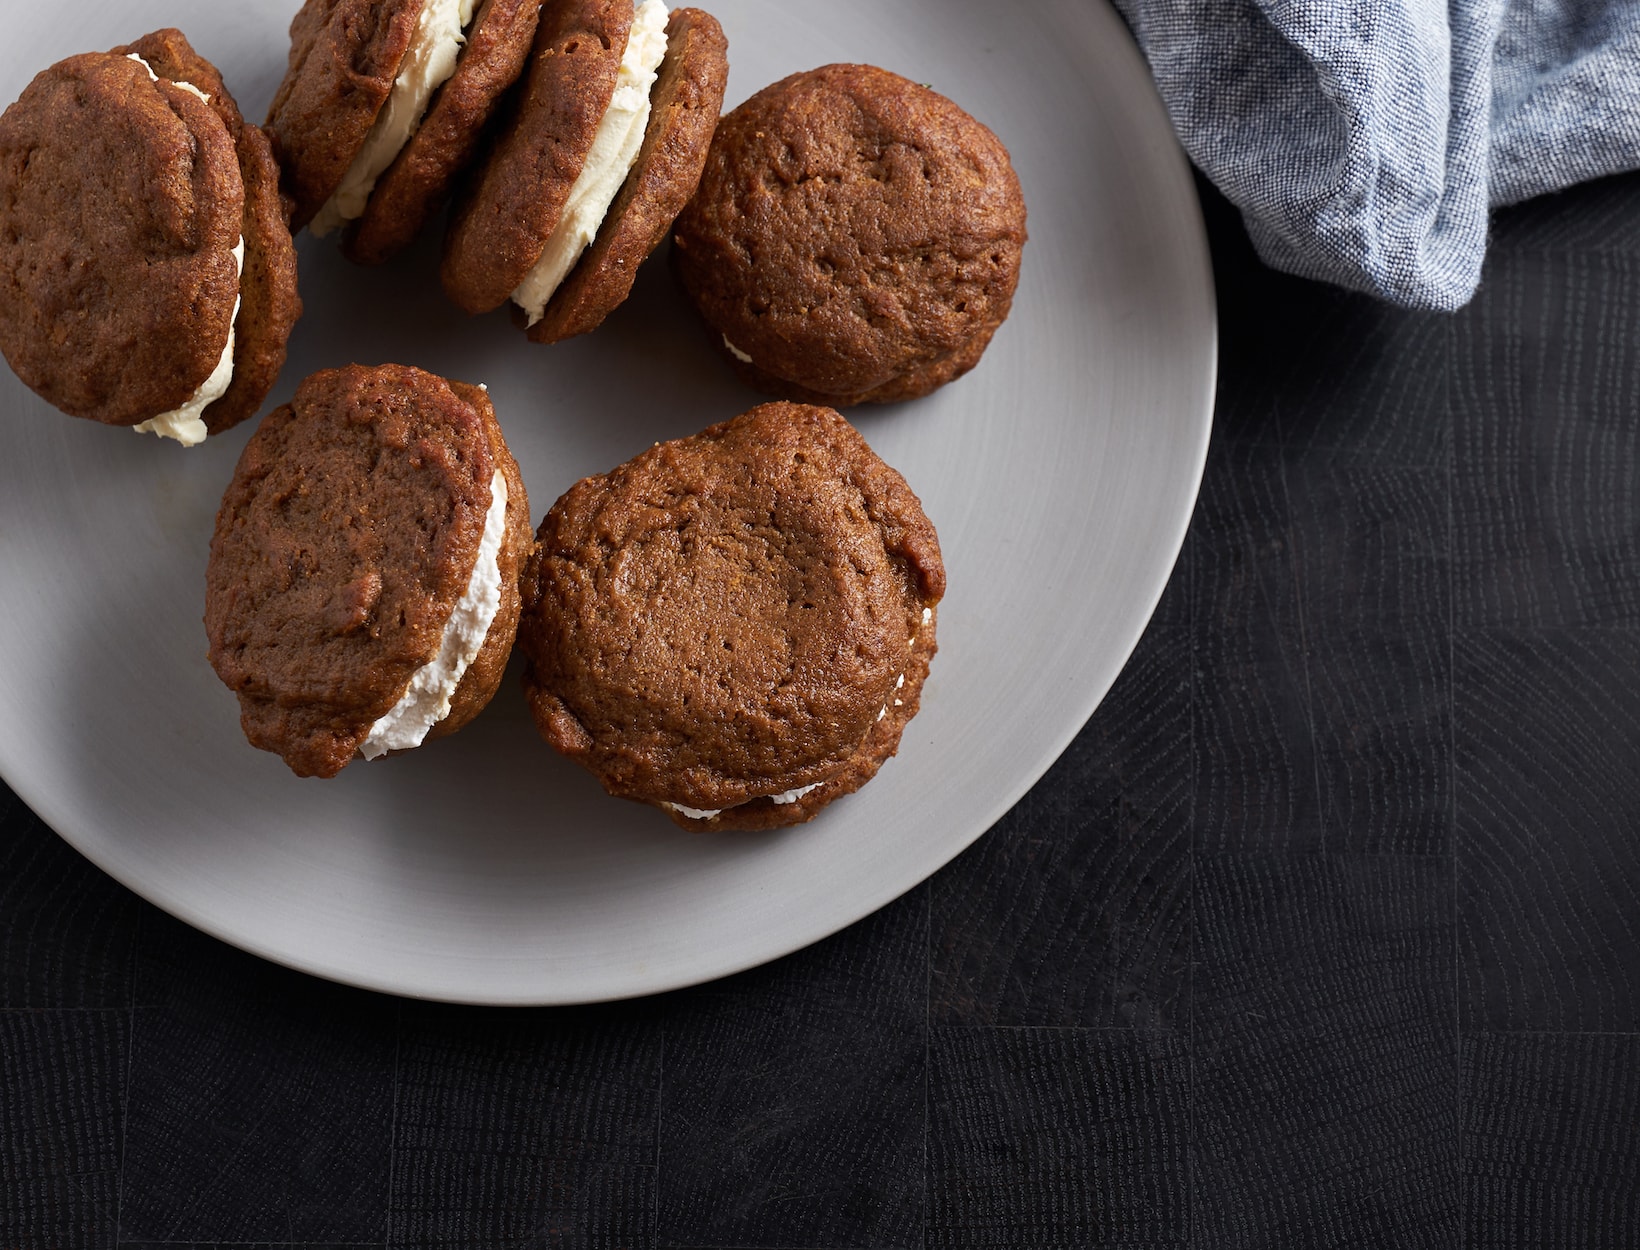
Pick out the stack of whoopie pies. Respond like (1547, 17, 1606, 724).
(267, 0, 729, 343)
(0, 0, 1035, 828)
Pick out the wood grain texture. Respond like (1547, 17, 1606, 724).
(1191, 443, 1322, 851)
(1192, 854, 1459, 1249)
(1463, 1033, 1640, 1248)
(1488, 169, 1640, 254)
(1455, 630, 1640, 1033)
(121, 910, 396, 1242)
(0, 1009, 124, 1250)
(1451, 250, 1640, 628)
(390, 1003, 659, 1248)
(1272, 295, 1449, 470)
(0, 797, 137, 1008)
(930, 576, 1190, 1030)
(1195, 854, 1453, 1035)
(1197, 170, 1447, 468)
(1194, 178, 1287, 451)
(1199, 172, 1457, 857)
(1288, 465, 1451, 853)
(657, 890, 925, 1250)
(927, 1027, 1189, 1247)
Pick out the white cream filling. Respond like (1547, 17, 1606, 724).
(511, 0, 668, 324)
(663, 779, 825, 821)
(126, 53, 210, 103)
(360, 470, 509, 760)
(723, 335, 753, 363)
(770, 783, 824, 806)
(664, 802, 724, 821)
(310, 0, 478, 237)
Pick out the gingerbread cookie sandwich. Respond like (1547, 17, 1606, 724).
(517, 401, 943, 831)
(265, 0, 546, 260)
(442, 0, 728, 343)
(206, 364, 531, 779)
(672, 64, 1027, 406)
(0, 30, 300, 445)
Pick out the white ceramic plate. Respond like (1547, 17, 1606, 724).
(0, 0, 1213, 1003)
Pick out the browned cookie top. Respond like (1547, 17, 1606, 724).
(115, 29, 303, 435)
(671, 63, 1027, 405)
(264, 0, 424, 231)
(528, 5, 729, 344)
(346, 0, 546, 265)
(0, 52, 243, 426)
(442, 0, 633, 313)
(206, 364, 496, 779)
(673, 605, 937, 831)
(519, 401, 945, 812)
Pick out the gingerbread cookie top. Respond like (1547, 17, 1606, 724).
(669, 602, 939, 832)
(518, 401, 944, 815)
(672, 63, 1027, 406)
(0, 51, 243, 426)
(206, 364, 498, 778)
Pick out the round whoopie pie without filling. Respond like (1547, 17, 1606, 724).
(525, 5, 728, 344)
(671, 63, 1027, 406)
(205, 364, 531, 779)
(518, 400, 944, 831)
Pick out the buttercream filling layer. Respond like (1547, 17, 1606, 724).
(511, 0, 669, 324)
(663, 782, 824, 822)
(310, 0, 478, 237)
(360, 468, 509, 759)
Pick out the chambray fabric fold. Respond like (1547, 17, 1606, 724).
(1114, 0, 1640, 309)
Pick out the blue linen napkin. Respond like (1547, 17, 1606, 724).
(1113, 0, 1640, 310)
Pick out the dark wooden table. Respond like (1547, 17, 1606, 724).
(6, 171, 1640, 1248)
